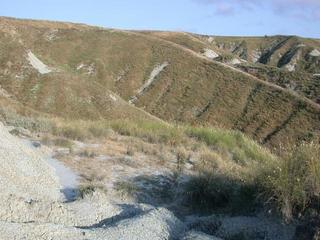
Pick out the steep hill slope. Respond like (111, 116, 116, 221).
(140, 31, 320, 104)
(0, 17, 319, 147)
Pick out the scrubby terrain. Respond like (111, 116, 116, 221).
(140, 31, 320, 104)
(0, 17, 320, 149)
(0, 17, 320, 239)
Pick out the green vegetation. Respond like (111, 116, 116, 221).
(0, 17, 319, 224)
(77, 183, 107, 199)
(186, 127, 273, 166)
(0, 107, 54, 133)
(114, 181, 139, 198)
(1, 103, 319, 222)
(110, 120, 184, 145)
(266, 142, 320, 222)
(183, 139, 320, 221)
(0, 17, 319, 148)
(238, 63, 320, 103)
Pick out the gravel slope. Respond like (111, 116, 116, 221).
(0, 122, 184, 239)
(0, 122, 61, 202)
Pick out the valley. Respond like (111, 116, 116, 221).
(0, 17, 319, 239)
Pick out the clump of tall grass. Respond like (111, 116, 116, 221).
(77, 183, 107, 199)
(183, 146, 274, 214)
(183, 136, 320, 220)
(186, 127, 272, 166)
(41, 135, 74, 149)
(265, 142, 320, 222)
(52, 119, 184, 145)
(110, 120, 184, 145)
(52, 120, 111, 140)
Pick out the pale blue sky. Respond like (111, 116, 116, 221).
(1, 0, 319, 38)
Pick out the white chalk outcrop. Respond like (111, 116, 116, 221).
(309, 49, 320, 57)
(130, 62, 169, 103)
(27, 50, 52, 74)
(139, 62, 169, 95)
(203, 49, 219, 59)
(229, 58, 241, 65)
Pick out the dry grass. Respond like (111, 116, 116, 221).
(0, 17, 319, 149)
(265, 142, 320, 222)
(77, 183, 107, 199)
(4, 107, 318, 221)
(1, 17, 319, 223)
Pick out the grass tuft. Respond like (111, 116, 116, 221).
(265, 142, 320, 222)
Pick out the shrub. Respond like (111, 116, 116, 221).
(54, 138, 73, 149)
(88, 124, 112, 138)
(176, 147, 189, 173)
(184, 172, 258, 213)
(77, 184, 106, 199)
(182, 129, 277, 214)
(41, 136, 74, 150)
(126, 146, 135, 156)
(79, 150, 96, 158)
(59, 126, 87, 140)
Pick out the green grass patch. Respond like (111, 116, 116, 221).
(186, 127, 273, 166)
(110, 120, 184, 145)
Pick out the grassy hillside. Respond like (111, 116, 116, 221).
(140, 31, 320, 104)
(237, 63, 320, 104)
(196, 35, 320, 71)
(0, 17, 319, 148)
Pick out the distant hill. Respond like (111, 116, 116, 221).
(0, 17, 319, 147)
(140, 31, 320, 104)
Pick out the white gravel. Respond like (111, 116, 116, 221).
(207, 37, 215, 43)
(0, 122, 60, 201)
(202, 49, 219, 59)
(186, 214, 295, 240)
(47, 157, 79, 201)
(130, 62, 169, 103)
(27, 50, 52, 74)
(138, 62, 169, 95)
(286, 63, 296, 72)
(309, 49, 320, 57)
(0, 207, 184, 240)
(251, 50, 261, 63)
(0, 122, 185, 239)
(229, 58, 241, 65)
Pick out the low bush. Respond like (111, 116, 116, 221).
(0, 107, 54, 133)
(58, 126, 87, 141)
(77, 183, 107, 199)
(184, 171, 259, 214)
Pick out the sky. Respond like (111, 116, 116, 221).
(1, 0, 319, 38)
